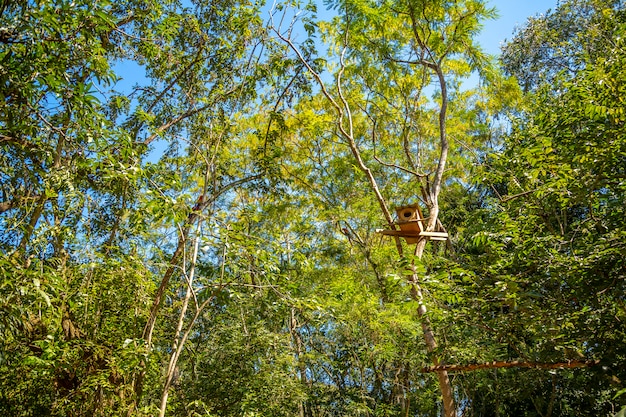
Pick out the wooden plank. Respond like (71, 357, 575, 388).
(418, 231, 449, 238)
(376, 229, 448, 240)
(422, 359, 600, 374)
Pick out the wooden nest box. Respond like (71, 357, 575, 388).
(377, 204, 449, 244)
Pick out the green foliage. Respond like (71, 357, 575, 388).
(501, 0, 624, 92)
(457, 1, 626, 414)
(1, 0, 274, 414)
(2, 0, 625, 415)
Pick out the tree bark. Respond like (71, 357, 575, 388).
(411, 241, 456, 417)
(158, 233, 200, 417)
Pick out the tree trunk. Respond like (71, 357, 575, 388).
(411, 239, 456, 417)
(158, 233, 200, 417)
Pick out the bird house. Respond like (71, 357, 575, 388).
(377, 204, 448, 244)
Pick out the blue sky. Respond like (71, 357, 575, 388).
(479, 0, 559, 55)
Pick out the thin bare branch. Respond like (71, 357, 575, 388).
(142, 103, 210, 145)
(500, 189, 537, 202)
(269, 11, 397, 232)
(372, 155, 427, 179)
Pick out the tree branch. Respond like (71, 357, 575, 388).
(270, 11, 399, 236)
(142, 103, 211, 145)
(500, 189, 538, 202)
(421, 359, 600, 373)
(142, 173, 263, 345)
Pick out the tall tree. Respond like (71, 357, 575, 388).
(0, 0, 274, 415)
(271, 0, 495, 415)
(456, 0, 626, 414)
(0, 1, 152, 414)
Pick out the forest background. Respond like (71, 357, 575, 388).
(1, 0, 625, 416)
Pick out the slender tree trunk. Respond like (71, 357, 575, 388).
(411, 239, 455, 417)
(158, 233, 200, 417)
(411, 273, 456, 417)
(290, 307, 310, 417)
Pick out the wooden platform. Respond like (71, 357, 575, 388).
(376, 228, 449, 241)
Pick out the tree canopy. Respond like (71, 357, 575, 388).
(0, 0, 624, 416)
